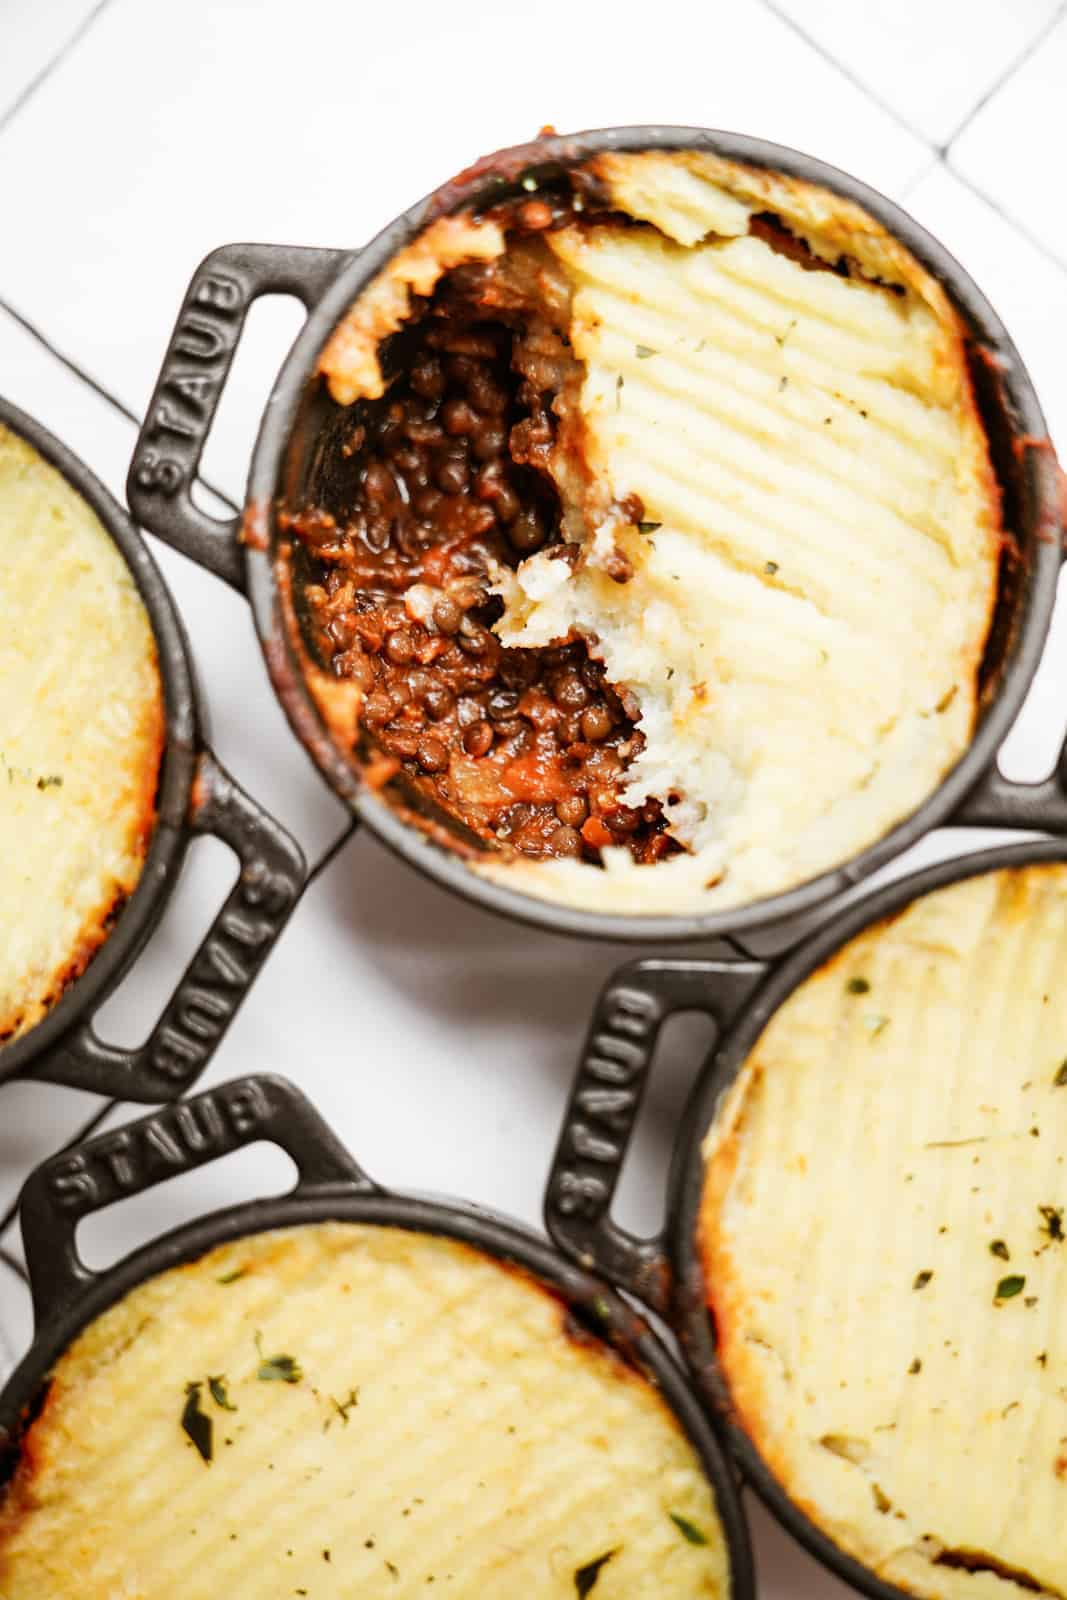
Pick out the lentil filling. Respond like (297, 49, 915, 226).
(288, 197, 679, 866)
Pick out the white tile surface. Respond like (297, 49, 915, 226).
(0, 0, 927, 502)
(0, 0, 103, 126)
(951, 10, 1067, 264)
(2, 5, 1067, 1598)
(768, 0, 1063, 143)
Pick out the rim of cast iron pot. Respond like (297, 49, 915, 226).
(665, 832, 1067, 1600)
(244, 124, 1059, 944)
(0, 397, 199, 1079)
(0, 1188, 755, 1600)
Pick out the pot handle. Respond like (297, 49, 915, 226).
(127, 242, 348, 590)
(32, 751, 305, 1103)
(19, 1074, 375, 1327)
(544, 956, 767, 1316)
(953, 737, 1067, 832)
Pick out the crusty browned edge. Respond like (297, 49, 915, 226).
(0, 644, 166, 1048)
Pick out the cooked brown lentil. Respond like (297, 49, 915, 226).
(288, 195, 680, 867)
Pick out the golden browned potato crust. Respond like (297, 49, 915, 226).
(0, 425, 164, 1043)
(700, 864, 1067, 1600)
(0, 1223, 730, 1598)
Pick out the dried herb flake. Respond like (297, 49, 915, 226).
(637, 521, 662, 534)
(208, 1375, 237, 1411)
(1039, 1205, 1064, 1242)
(995, 1275, 1026, 1302)
(217, 1267, 246, 1285)
(846, 977, 870, 995)
(670, 1513, 709, 1545)
(575, 1550, 618, 1595)
(635, 344, 657, 359)
(764, 560, 779, 575)
(1055, 1061, 1067, 1088)
(255, 1333, 302, 1383)
(913, 1270, 933, 1291)
(990, 1240, 1010, 1261)
(181, 1382, 213, 1463)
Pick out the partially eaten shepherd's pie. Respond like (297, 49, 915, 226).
(290, 149, 1001, 915)
(0, 1224, 731, 1598)
(699, 864, 1067, 1600)
(0, 424, 163, 1043)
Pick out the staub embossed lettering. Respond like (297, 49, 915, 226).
(149, 859, 299, 1087)
(47, 1080, 273, 1215)
(552, 984, 660, 1221)
(132, 270, 243, 497)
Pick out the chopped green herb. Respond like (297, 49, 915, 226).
(990, 1240, 1010, 1261)
(764, 560, 779, 575)
(670, 1513, 708, 1545)
(908, 1358, 922, 1375)
(255, 1332, 302, 1383)
(181, 1382, 213, 1463)
(208, 1375, 236, 1411)
(778, 375, 788, 393)
(217, 1267, 246, 1285)
(1055, 1061, 1067, 1088)
(635, 344, 657, 359)
(592, 1296, 612, 1323)
(1039, 1205, 1064, 1242)
(846, 977, 871, 995)
(259, 1354, 302, 1383)
(637, 520, 662, 534)
(913, 1270, 933, 1291)
(995, 1275, 1026, 1302)
(575, 1550, 618, 1594)
(615, 374, 624, 411)
(35, 775, 62, 790)
(774, 319, 797, 347)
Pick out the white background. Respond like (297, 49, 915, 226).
(1, 3, 1066, 1595)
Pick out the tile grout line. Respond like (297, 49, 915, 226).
(945, 161, 1067, 279)
(757, 0, 932, 148)
(0, 295, 239, 512)
(0, 0, 117, 139)
(938, 1, 1067, 156)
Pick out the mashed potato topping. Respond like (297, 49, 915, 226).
(0, 1224, 730, 1598)
(0, 425, 163, 1041)
(307, 149, 1000, 915)
(700, 864, 1067, 1600)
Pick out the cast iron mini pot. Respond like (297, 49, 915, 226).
(1, 399, 305, 1104)
(544, 832, 1067, 1600)
(0, 1073, 756, 1599)
(129, 125, 1066, 944)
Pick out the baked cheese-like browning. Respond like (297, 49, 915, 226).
(0, 425, 163, 1043)
(0, 1223, 730, 1598)
(700, 864, 1067, 1600)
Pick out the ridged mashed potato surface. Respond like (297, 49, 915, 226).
(0, 1223, 730, 1598)
(700, 864, 1067, 1600)
(482, 151, 1000, 913)
(0, 425, 163, 1042)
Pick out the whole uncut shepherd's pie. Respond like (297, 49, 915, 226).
(0, 1223, 731, 1598)
(0, 424, 163, 1043)
(700, 864, 1067, 1600)
(290, 148, 1002, 916)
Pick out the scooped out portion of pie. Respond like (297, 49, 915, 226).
(288, 146, 1001, 916)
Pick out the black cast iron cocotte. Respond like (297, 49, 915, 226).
(0, 1072, 756, 1599)
(0, 399, 306, 1105)
(128, 124, 1067, 944)
(544, 832, 1067, 1600)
